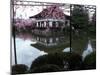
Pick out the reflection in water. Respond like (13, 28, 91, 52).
(12, 38, 47, 67)
(33, 35, 69, 47)
(82, 40, 93, 60)
(12, 32, 70, 67)
(12, 32, 95, 68)
(63, 47, 71, 52)
(16, 32, 33, 40)
(31, 34, 70, 53)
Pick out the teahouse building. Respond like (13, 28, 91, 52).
(30, 5, 70, 35)
(30, 5, 70, 30)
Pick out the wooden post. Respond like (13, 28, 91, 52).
(12, 0, 17, 64)
(13, 26, 17, 64)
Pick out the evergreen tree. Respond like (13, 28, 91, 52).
(89, 10, 96, 34)
(91, 11, 96, 25)
(71, 5, 89, 31)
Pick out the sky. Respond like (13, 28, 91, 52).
(15, 6, 43, 19)
(14, 0, 95, 20)
(14, 6, 70, 19)
(14, 0, 70, 19)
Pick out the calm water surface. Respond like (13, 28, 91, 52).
(12, 32, 95, 67)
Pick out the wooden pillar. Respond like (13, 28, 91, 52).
(40, 21, 41, 27)
(41, 21, 43, 27)
(40, 21, 42, 28)
(44, 21, 46, 27)
(56, 21, 58, 27)
(49, 21, 52, 27)
(42, 22, 44, 27)
(46, 21, 48, 28)
(36, 22, 38, 27)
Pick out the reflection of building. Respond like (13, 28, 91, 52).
(16, 32, 33, 40)
(30, 5, 70, 30)
(82, 40, 93, 60)
(31, 35, 70, 53)
(33, 35, 68, 46)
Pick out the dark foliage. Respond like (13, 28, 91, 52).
(88, 11, 96, 35)
(29, 64, 61, 73)
(30, 53, 65, 69)
(68, 53, 82, 70)
(30, 52, 82, 72)
(71, 5, 89, 32)
(12, 64, 28, 74)
(83, 52, 96, 69)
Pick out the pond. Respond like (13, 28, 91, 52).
(12, 31, 96, 68)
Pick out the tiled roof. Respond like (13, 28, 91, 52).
(30, 5, 70, 20)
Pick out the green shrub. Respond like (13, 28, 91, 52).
(29, 64, 60, 73)
(83, 52, 96, 69)
(68, 52, 82, 70)
(12, 64, 28, 74)
(30, 53, 64, 69)
(30, 52, 82, 72)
